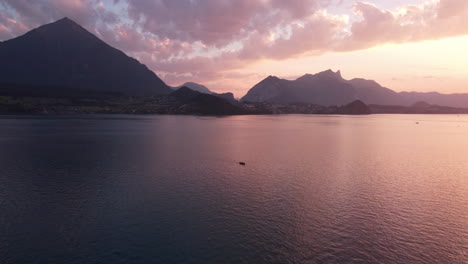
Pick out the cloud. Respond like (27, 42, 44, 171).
(341, 0, 468, 50)
(239, 10, 348, 60)
(0, 8, 29, 37)
(121, 0, 468, 86)
(0, 0, 119, 35)
(0, 24, 11, 40)
(126, 0, 327, 46)
(1, 0, 468, 91)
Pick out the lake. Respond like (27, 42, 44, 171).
(0, 114, 467, 264)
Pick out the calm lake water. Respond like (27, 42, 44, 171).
(0, 114, 467, 264)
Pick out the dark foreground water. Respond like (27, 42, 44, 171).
(0, 114, 467, 264)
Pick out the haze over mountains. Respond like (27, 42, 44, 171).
(242, 70, 468, 108)
(1, 18, 468, 111)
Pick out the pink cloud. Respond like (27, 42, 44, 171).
(0, 11, 30, 37)
(341, 0, 468, 50)
(1, 0, 468, 92)
(0, 24, 11, 39)
(126, 0, 328, 46)
(1, 0, 118, 32)
(437, 0, 468, 19)
(120, 0, 468, 87)
(239, 11, 347, 60)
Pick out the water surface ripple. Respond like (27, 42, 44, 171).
(0, 114, 467, 263)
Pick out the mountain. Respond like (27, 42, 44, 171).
(336, 100, 371, 115)
(167, 87, 245, 115)
(175, 82, 237, 103)
(215, 92, 236, 103)
(347, 78, 401, 105)
(398, 92, 468, 108)
(176, 82, 213, 94)
(240, 75, 289, 103)
(0, 17, 172, 96)
(242, 70, 356, 106)
(242, 70, 468, 108)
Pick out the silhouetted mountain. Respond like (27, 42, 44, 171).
(215, 92, 236, 102)
(347, 78, 401, 105)
(411, 101, 431, 108)
(0, 17, 172, 96)
(292, 70, 356, 105)
(175, 82, 213, 94)
(336, 100, 371, 115)
(242, 70, 468, 108)
(240, 75, 289, 103)
(170, 86, 202, 101)
(174, 82, 237, 103)
(167, 87, 245, 115)
(243, 70, 356, 105)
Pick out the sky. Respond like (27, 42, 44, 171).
(0, 0, 467, 97)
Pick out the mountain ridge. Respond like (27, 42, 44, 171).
(2, 18, 468, 110)
(174, 82, 237, 103)
(0, 17, 172, 96)
(175, 82, 213, 94)
(242, 70, 468, 108)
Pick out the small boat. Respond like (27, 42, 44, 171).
(239, 162, 246, 166)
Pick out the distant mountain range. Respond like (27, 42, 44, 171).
(0, 17, 172, 95)
(241, 70, 468, 108)
(1, 18, 468, 114)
